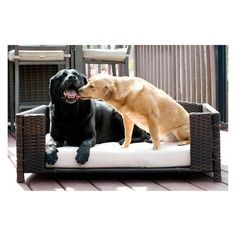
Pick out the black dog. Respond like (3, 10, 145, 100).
(45, 69, 149, 165)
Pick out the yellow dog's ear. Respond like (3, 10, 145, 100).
(104, 85, 114, 100)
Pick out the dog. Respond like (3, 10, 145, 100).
(78, 74, 190, 150)
(45, 69, 149, 165)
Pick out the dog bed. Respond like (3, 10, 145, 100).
(15, 101, 221, 183)
(46, 142, 190, 168)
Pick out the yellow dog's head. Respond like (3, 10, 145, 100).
(78, 74, 116, 100)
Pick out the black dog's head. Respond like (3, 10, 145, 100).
(50, 69, 87, 104)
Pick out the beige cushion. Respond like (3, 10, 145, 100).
(83, 48, 128, 62)
(46, 142, 190, 168)
(8, 49, 67, 61)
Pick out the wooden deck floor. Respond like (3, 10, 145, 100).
(7, 132, 228, 191)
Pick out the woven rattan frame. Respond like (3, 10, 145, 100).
(15, 101, 221, 183)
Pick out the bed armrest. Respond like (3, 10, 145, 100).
(203, 103, 221, 181)
(189, 103, 221, 180)
(189, 112, 213, 171)
(16, 105, 48, 182)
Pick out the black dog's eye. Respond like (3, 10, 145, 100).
(62, 72, 68, 77)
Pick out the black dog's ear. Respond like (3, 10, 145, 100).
(49, 76, 56, 105)
(49, 69, 67, 105)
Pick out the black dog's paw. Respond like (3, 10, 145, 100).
(118, 139, 124, 145)
(45, 147, 58, 165)
(75, 146, 90, 164)
(144, 137, 152, 143)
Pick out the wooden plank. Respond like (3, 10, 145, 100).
(181, 45, 186, 101)
(90, 179, 133, 191)
(195, 45, 201, 102)
(220, 131, 229, 167)
(185, 45, 191, 101)
(25, 174, 65, 191)
(203, 170, 228, 185)
(142, 45, 146, 80)
(221, 170, 228, 184)
(121, 179, 167, 191)
(153, 177, 203, 191)
(136, 45, 141, 77)
(171, 45, 177, 99)
(176, 45, 181, 100)
(8, 141, 17, 166)
(8, 147, 16, 167)
(147, 45, 150, 82)
(152, 45, 155, 85)
(147, 45, 151, 83)
(182, 174, 228, 191)
(166, 45, 170, 94)
(190, 45, 196, 102)
(56, 179, 98, 191)
(210, 45, 217, 108)
(159, 45, 164, 90)
(198, 45, 204, 102)
(202, 45, 207, 102)
(8, 133, 17, 166)
(170, 45, 174, 97)
(6, 133, 31, 191)
(153, 46, 158, 87)
(140, 45, 144, 77)
(163, 46, 168, 93)
(8, 133, 16, 147)
(137, 46, 141, 77)
(4, 156, 31, 191)
(221, 164, 228, 172)
(205, 45, 211, 104)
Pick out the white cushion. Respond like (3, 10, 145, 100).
(8, 49, 66, 61)
(83, 48, 128, 62)
(46, 142, 190, 168)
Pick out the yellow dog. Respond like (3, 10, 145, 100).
(78, 74, 190, 150)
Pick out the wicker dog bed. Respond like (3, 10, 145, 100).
(15, 101, 221, 183)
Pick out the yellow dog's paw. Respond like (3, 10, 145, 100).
(121, 143, 130, 148)
(152, 143, 160, 150)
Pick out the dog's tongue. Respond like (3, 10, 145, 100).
(64, 89, 77, 99)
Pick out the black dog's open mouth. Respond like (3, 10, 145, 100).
(63, 85, 81, 103)
(64, 88, 78, 99)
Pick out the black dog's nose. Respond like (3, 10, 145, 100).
(68, 75, 76, 80)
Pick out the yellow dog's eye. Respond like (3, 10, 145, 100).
(89, 85, 94, 89)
